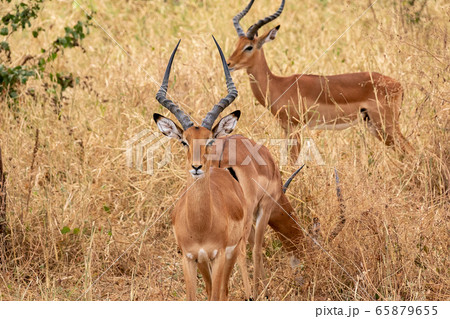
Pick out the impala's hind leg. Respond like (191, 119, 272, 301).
(253, 206, 271, 299)
(392, 127, 415, 155)
(362, 90, 414, 156)
(366, 121, 414, 155)
(247, 225, 255, 250)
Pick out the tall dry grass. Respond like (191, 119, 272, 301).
(0, 0, 448, 300)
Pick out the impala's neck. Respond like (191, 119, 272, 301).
(246, 49, 276, 108)
(185, 173, 212, 233)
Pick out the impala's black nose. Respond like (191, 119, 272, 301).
(192, 165, 202, 171)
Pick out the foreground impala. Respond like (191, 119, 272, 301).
(154, 38, 251, 300)
(228, 0, 414, 156)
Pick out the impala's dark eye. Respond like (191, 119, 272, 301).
(181, 141, 188, 147)
(244, 45, 253, 52)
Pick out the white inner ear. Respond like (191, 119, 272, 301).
(214, 114, 238, 138)
(156, 118, 183, 140)
(259, 29, 278, 47)
(268, 28, 278, 40)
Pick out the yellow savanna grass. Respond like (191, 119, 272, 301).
(0, 0, 448, 300)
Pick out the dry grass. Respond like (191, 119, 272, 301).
(0, 0, 448, 300)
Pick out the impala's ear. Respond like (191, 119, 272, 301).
(257, 25, 280, 49)
(153, 113, 184, 140)
(212, 110, 241, 138)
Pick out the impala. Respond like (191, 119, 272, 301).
(227, 0, 415, 157)
(154, 38, 251, 300)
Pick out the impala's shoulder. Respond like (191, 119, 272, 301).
(210, 167, 240, 183)
(211, 168, 243, 193)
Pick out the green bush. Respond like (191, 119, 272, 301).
(0, 0, 93, 103)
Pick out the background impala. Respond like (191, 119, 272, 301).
(227, 0, 415, 157)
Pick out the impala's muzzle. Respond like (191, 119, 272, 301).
(189, 165, 204, 178)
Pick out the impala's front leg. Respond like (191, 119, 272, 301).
(182, 254, 198, 301)
(278, 117, 302, 163)
(197, 261, 212, 299)
(211, 253, 226, 301)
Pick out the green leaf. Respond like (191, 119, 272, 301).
(0, 41, 10, 51)
(0, 27, 8, 36)
(48, 51, 57, 62)
(73, 228, 80, 235)
(61, 226, 70, 234)
(8, 90, 18, 99)
(103, 205, 110, 213)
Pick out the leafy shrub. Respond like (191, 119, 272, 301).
(0, 0, 94, 104)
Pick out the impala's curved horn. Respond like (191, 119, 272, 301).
(155, 40, 194, 130)
(201, 36, 238, 130)
(233, 0, 255, 37)
(246, 0, 285, 40)
(282, 164, 305, 193)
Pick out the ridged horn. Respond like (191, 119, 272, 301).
(155, 40, 194, 130)
(246, 0, 285, 40)
(201, 36, 238, 130)
(233, 0, 255, 37)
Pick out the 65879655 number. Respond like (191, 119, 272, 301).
(375, 306, 438, 316)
